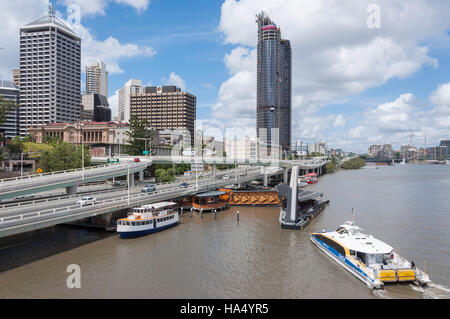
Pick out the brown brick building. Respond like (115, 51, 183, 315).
(129, 86, 196, 145)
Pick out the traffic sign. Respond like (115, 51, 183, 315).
(36, 168, 43, 174)
(142, 150, 149, 155)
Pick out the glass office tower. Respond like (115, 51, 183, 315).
(256, 12, 291, 157)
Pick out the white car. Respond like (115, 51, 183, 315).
(222, 174, 231, 181)
(77, 196, 97, 206)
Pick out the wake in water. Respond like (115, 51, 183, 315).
(422, 282, 450, 299)
(373, 289, 391, 299)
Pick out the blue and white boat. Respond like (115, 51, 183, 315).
(311, 221, 430, 289)
(117, 201, 179, 238)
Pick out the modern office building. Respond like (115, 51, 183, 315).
(12, 69, 20, 87)
(256, 11, 292, 156)
(308, 141, 328, 155)
(85, 60, 108, 97)
(0, 80, 20, 139)
(294, 139, 308, 156)
(129, 85, 196, 145)
(118, 79, 143, 123)
(440, 140, 450, 158)
(81, 93, 112, 122)
(19, 4, 81, 135)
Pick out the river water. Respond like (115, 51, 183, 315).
(0, 164, 449, 299)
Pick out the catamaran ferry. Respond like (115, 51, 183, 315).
(311, 221, 430, 289)
(117, 201, 179, 238)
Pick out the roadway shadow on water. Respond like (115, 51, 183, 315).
(0, 225, 112, 273)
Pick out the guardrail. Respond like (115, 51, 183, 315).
(0, 173, 263, 226)
(0, 168, 261, 211)
(0, 162, 149, 188)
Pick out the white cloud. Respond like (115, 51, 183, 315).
(108, 90, 119, 118)
(333, 115, 346, 127)
(163, 72, 186, 91)
(0, 0, 49, 79)
(368, 93, 419, 132)
(345, 85, 450, 152)
(69, 22, 156, 74)
(61, 0, 150, 16)
(214, 0, 450, 145)
(430, 82, 450, 114)
(115, 0, 150, 12)
(0, 1, 155, 80)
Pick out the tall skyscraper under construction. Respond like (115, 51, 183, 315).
(256, 11, 291, 156)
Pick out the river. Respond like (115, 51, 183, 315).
(0, 164, 449, 299)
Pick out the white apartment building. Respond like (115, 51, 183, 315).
(308, 141, 327, 155)
(118, 79, 142, 123)
(19, 6, 81, 135)
(225, 137, 258, 161)
(86, 60, 108, 97)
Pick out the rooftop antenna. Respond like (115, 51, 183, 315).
(48, 0, 55, 17)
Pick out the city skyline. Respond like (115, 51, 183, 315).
(0, 0, 449, 152)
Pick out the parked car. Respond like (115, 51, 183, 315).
(77, 197, 97, 206)
(179, 182, 189, 188)
(141, 184, 156, 193)
(222, 174, 231, 181)
(134, 158, 140, 162)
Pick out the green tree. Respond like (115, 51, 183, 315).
(7, 136, 24, 154)
(0, 96, 18, 127)
(155, 168, 176, 183)
(43, 134, 62, 146)
(341, 158, 366, 170)
(325, 161, 337, 174)
(39, 142, 91, 172)
(125, 116, 155, 155)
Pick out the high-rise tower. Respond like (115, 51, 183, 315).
(86, 60, 108, 97)
(19, 3, 81, 135)
(256, 11, 291, 156)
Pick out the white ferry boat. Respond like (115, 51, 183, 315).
(311, 221, 430, 289)
(117, 201, 179, 238)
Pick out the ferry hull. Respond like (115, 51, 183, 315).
(310, 235, 383, 289)
(119, 221, 179, 239)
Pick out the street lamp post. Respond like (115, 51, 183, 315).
(21, 152, 23, 178)
(79, 122, 85, 180)
(127, 164, 130, 205)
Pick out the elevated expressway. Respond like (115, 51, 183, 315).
(0, 160, 151, 201)
(0, 155, 326, 202)
(0, 168, 281, 238)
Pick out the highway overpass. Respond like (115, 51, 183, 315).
(0, 169, 281, 238)
(0, 160, 151, 201)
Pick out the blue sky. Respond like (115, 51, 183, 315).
(1, 0, 449, 153)
(70, 0, 229, 120)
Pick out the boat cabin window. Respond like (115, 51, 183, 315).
(336, 227, 345, 234)
(367, 254, 383, 265)
(315, 234, 346, 256)
(356, 251, 367, 264)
